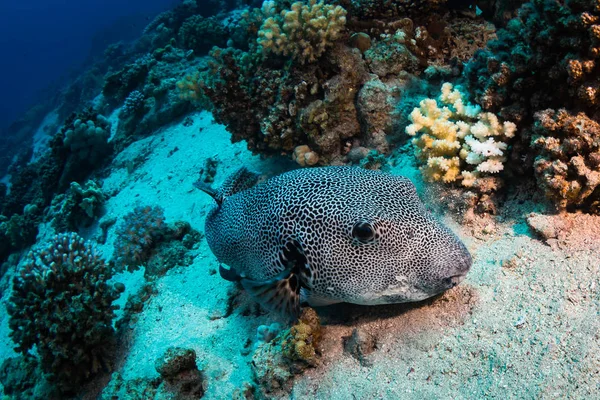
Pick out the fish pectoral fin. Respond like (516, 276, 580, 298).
(219, 264, 241, 282)
(241, 269, 301, 317)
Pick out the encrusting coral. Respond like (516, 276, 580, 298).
(257, 0, 347, 64)
(7, 233, 121, 393)
(406, 82, 517, 188)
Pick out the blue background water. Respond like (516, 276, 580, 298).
(0, 0, 176, 132)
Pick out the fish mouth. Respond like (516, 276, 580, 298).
(442, 274, 466, 289)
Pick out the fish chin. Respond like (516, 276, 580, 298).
(353, 285, 434, 306)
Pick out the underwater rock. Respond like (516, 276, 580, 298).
(155, 347, 206, 399)
(199, 157, 219, 183)
(116, 283, 158, 331)
(145, 239, 196, 278)
(356, 75, 401, 140)
(364, 33, 420, 78)
(100, 372, 161, 400)
(343, 327, 377, 367)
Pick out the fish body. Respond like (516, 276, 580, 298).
(198, 166, 471, 315)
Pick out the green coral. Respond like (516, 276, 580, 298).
(7, 233, 120, 393)
(257, 0, 347, 64)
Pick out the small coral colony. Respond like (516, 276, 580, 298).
(1, 0, 599, 396)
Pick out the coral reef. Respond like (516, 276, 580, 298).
(252, 308, 322, 396)
(257, 0, 347, 64)
(464, 0, 600, 122)
(335, 0, 447, 21)
(108, 50, 200, 147)
(197, 42, 375, 164)
(178, 15, 228, 54)
(7, 233, 120, 393)
(103, 54, 154, 102)
(120, 90, 147, 118)
(189, 1, 493, 166)
(530, 108, 600, 212)
(0, 213, 39, 265)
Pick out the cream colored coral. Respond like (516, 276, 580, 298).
(406, 83, 516, 187)
(257, 0, 347, 64)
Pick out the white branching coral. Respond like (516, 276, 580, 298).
(257, 0, 347, 64)
(406, 82, 516, 187)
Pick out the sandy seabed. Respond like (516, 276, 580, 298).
(1, 111, 599, 399)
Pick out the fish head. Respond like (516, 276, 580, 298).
(306, 173, 472, 306)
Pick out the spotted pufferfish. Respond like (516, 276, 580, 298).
(196, 166, 472, 316)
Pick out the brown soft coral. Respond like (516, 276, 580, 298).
(532, 108, 600, 212)
(251, 308, 322, 397)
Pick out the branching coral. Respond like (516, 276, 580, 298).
(7, 233, 120, 393)
(406, 82, 516, 188)
(257, 0, 347, 64)
(531, 108, 600, 212)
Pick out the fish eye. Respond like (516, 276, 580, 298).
(352, 221, 375, 243)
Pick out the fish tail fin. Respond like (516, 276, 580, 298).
(193, 180, 223, 205)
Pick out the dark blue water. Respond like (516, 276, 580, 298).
(0, 0, 176, 132)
